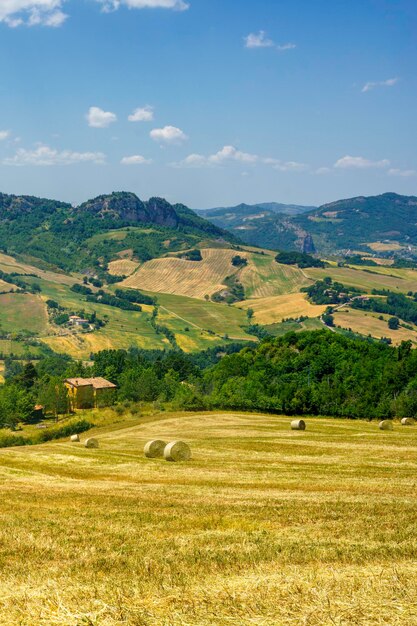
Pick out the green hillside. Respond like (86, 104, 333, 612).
(201, 193, 417, 260)
(0, 191, 236, 273)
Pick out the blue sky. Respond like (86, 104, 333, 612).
(0, 0, 415, 208)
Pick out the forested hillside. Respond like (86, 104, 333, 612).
(0, 191, 235, 272)
(200, 193, 417, 259)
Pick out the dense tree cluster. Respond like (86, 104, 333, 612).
(303, 277, 363, 305)
(275, 251, 325, 268)
(352, 291, 417, 325)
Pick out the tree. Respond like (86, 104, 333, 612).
(37, 377, 70, 420)
(388, 317, 399, 330)
(246, 308, 254, 322)
(322, 313, 334, 327)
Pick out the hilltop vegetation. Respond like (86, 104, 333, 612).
(0, 191, 234, 272)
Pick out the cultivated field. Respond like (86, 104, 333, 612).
(107, 259, 140, 277)
(306, 265, 417, 293)
(240, 253, 311, 298)
(121, 248, 249, 299)
(333, 308, 417, 345)
(0, 411, 416, 625)
(238, 292, 327, 324)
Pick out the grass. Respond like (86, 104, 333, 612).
(0, 410, 416, 625)
(155, 292, 253, 342)
(306, 265, 417, 293)
(0, 293, 49, 334)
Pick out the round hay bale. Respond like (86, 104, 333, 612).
(164, 441, 191, 462)
(85, 438, 99, 449)
(291, 419, 306, 431)
(144, 440, 167, 458)
(401, 417, 414, 426)
(70, 434, 80, 442)
(379, 420, 393, 431)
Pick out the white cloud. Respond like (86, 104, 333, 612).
(121, 154, 152, 165)
(96, 0, 189, 12)
(150, 125, 187, 144)
(87, 106, 117, 128)
(209, 145, 258, 164)
(244, 31, 296, 52)
(3, 145, 106, 166)
(388, 168, 416, 177)
(315, 166, 332, 175)
(277, 43, 297, 51)
(334, 155, 390, 170)
(172, 146, 308, 172)
(0, 130, 11, 141)
(244, 30, 274, 48)
(128, 106, 154, 122)
(0, 1, 68, 27)
(362, 77, 399, 93)
(263, 157, 307, 171)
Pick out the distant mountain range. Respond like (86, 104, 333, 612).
(198, 193, 417, 258)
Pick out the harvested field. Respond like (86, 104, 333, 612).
(107, 259, 139, 276)
(239, 292, 326, 324)
(121, 248, 248, 299)
(333, 308, 417, 345)
(306, 265, 417, 293)
(0, 411, 416, 625)
(366, 241, 404, 252)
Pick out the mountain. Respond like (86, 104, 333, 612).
(195, 203, 314, 251)
(198, 202, 315, 220)
(0, 191, 236, 272)
(199, 193, 417, 258)
(293, 192, 417, 256)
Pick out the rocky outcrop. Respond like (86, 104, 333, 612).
(77, 192, 179, 228)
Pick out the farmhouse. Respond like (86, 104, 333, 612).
(64, 377, 116, 410)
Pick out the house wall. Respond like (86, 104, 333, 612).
(65, 383, 94, 410)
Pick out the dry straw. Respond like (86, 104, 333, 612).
(379, 420, 393, 431)
(144, 440, 167, 458)
(164, 441, 191, 462)
(85, 438, 99, 448)
(70, 434, 80, 442)
(291, 419, 306, 431)
(401, 418, 414, 426)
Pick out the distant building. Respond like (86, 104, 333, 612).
(68, 315, 90, 327)
(64, 377, 117, 410)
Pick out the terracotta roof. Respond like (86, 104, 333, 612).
(65, 377, 116, 389)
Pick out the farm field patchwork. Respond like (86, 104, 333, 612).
(0, 411, 416, 625)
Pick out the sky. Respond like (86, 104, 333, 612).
(0, 0, 416, 209)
